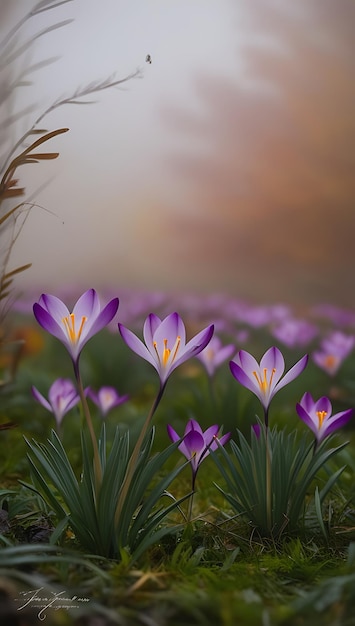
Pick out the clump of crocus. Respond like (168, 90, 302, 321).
(87, 386, 129, 418)
(312, 331, 355, 376)
(167, 418, 231, 520)
(33, 289, 119, 485)
(196, 335, 235, 378)
(296, 392, 353, 448)
(230, 346, 308, 427)
(229, 346, 308, 532)
(115, 312, 214, 522)
(31, 378, 81, 431)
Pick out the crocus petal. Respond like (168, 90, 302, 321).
(185, 419, 204, 435)
(143, 314, 163, 347)
(209, 431, 231, 451)
(72, 289, 99, 323)
(88, 386, 128, 415)
(234, 350, 260, 376)
(182, 431, 206, 470)
(299, 391, 315, 413)
(218, 432, 231, 447)
(88, 298, 119, 337)
(184, 324, 214, 354)
(38, 294, 69, 319)
(61, 393, 81, 413)
(314, 396, 332, 416)
(202, 424, 220, 443)
(322, 409, 353, 439)
(31, 386, 52, 412)
(152, 312, 186, 349)
(296, 403, 319, 437)
(260, 347, 285, 382)
(230, 360, 261, 395)
(118, 324, 156, 367)
(213, 344, 235, 368)
(183, 430, 205, 456)
(273, 354, 308, 393)
(48, 379, 78, 412)
(167, 424, 180, 444)
(33, 303, 67, 342)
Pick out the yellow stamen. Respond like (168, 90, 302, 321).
(163, 339, 171, 366)
(171, 335, 181, 362)
(153, 341, 161, 364)
(316, 410, 327, 428)
(252, 367, 276, 394)
(153, 336, 181, 367)
(62, 313, 87, 344)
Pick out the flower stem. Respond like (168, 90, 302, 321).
(114, 383, 165, 527)
(187, 473, 197, 522)
(74, 361, 102, 490)
(264, 411, 272, 533)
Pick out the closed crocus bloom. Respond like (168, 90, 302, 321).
(230, 347, 308, 420)
(118, 312, 214, 386)
(296, 392, 353, 444)
(33, 289, 119, 366)
(32, 378, 81, 427)
(167, 418, 231, 486)
(87, 386, 129, 417)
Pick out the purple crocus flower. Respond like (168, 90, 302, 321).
(118, 312, 214, 386)
(33, 289, 119, 366)
(230, 347, 308, 422)
(167, 418, 231, 488)
(271, 318, 318, 348)
(296, 392, 353, 444)
(31, 378, 81, 427)
(312, 331, 355, 376)
(87, 386, 129, 417)
(196, 335, 235, 377)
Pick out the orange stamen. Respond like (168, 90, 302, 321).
(324, 355, 337, 368)
(163, 339, 171, 366)
(171, 336, 181, 362)
(153, 341, 161, 364)
(252, 367, 276, 393)
(154, 336, 181, 367)
(316, 410, 327, 428)
(62, 313, 87, 344)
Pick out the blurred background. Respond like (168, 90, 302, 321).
(1, 0, 354, 307)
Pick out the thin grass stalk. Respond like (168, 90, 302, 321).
(186, 472, 197, 523)
(73, 361, 102, 491)
(114, 383, 166, 527)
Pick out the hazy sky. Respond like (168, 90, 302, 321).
(2, 0, 354, 306)
(3, 0, 240, 286)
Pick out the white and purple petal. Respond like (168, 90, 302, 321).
(322, 409, 353, 439)
(31, 386, 52, 412)
(118, 324, 156, 367)
(273, 354, 308, 393)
